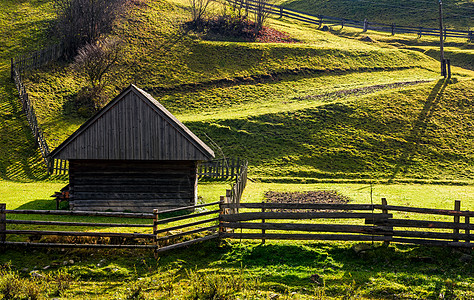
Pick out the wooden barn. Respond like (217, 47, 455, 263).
(49, 84, 215, 212)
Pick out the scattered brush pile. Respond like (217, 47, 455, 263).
(186, 15, 295, 43)
(264, 190, 350, 212)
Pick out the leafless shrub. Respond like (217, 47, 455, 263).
(254, 0, 272, 32)
(72, 37, 122, 110)
(189, 0, 213, 27)
(53, 0, 126, 55)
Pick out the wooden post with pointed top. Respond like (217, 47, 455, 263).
(0, 204, 6, 243)
(153, 209, 159, 259)
(453, 200, 461, 242)
(381, 198, 392, 245)
(261, 201, 266, 244)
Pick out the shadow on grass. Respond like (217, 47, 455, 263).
(0, 78, 49, 181)
(15, 199, 56, 210)
(389, 78, 448, 182)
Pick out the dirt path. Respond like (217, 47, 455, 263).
(296, 80, 432, 101)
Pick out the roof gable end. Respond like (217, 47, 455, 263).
(50, 85, 215, 161)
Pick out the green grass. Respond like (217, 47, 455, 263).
(185, 78, 474, 182)
(18, 0, 474, 184)
(0, 0, 56, 181)
(1, 1, 473, 299)
(3, 242, 473, 299)
(1, 181, 474, 299)
(2, 0, 474, 183)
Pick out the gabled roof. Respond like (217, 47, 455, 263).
(50, 84, 215, 161)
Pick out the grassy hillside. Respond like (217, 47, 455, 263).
(2, 0, 474, 184)
(0, 0, 55, 181)
(186, 78, 474, 182)
(279, 0, 474, 29)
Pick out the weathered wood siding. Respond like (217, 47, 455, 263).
(69, 160, 198, 213)
(53, 88, 212, 161)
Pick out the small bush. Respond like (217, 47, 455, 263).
(0, 269, 44, 300)
(186, 268, 258, 299)
(186, 15, 258, 41)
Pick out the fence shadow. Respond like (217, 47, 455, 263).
(15, 199, 56, 210)
(389, 78, 448, 182)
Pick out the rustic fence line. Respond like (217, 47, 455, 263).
(10, 43, 67, 171)
(11, 43, 65, 75)
(228, 0, 473, 41)
(0, 201, 222, 252)
(198, 157, 246, 180)
(1, 198, 473, 252)
(156, 159, 248, 252)
(220, 198, 474, 248)
(11, 68, 51, 165)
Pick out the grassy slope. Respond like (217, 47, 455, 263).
(0, 0, 56, 181)
(0, 2, 473, 299)
(2, 0, 474, 184)
(186, 77, 474, 182)
(279, 0, 474, 29)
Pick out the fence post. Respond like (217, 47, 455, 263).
(0, 203, 6, 243)
(418, 27, 422, 38)
(341, 21, 344, 29)
(10, 58, 15, 80)
(381, 198, 392, 245)
(226, 189, 232, 214)
(279, 7, 283, 18)
(453, 200, 461, 242)
(153, 209, 159, 258)
(363, 19, 368, 32)
(391, 23, 395, 35)
(219, 196, 226, 242)
(261, 201, 266, 244)
(466, 216, 470, 244)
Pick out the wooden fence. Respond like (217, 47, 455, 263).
(1, 197, 473, 252)
(198, 157, 246, 180)
(0, 160, 249, 251)
(220, 198, 474, 248)
(11, 68, 51, 165)
(11, 43, 65, 75)
(156, 159, 248, 251)
(228, 0, 473, 41)
(0, 203, 156, 249)
(49, 159, 69, 175)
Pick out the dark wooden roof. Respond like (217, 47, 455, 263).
(50, 85, 215, 161)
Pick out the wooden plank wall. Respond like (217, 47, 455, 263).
(69, 160, 197, 213)
(55, 92, 210, 161)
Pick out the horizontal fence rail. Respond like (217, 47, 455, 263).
(0, 203, 223, 252)
(219, 198, 473, 248)
(227, 0, 473, 41)
(154, 203, 221, 253)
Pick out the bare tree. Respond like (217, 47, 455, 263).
(54, 0, 126, 55)
(72, 37, 122, 109)
(189, 0, 212, 26)
(254, 0, 271, 32)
